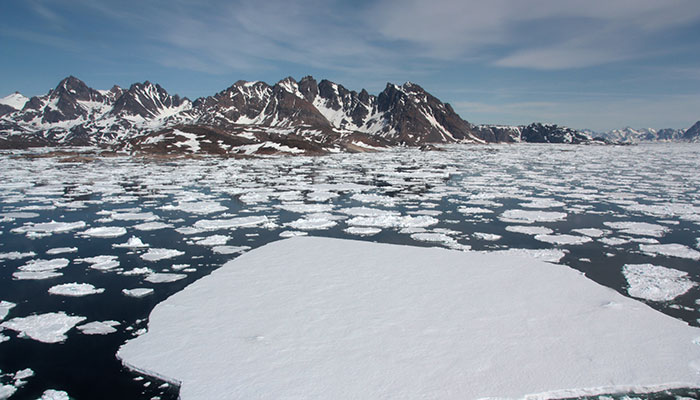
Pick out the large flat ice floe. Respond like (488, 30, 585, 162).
(118, 237, 700, 400)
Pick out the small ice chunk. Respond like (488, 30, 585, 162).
(505, 225, 554, 235)
(344, 227, 382, 236)
(77, 320, 120, 335)
(133, 221, 174, 231)
(487, 248, 567, 263)
(112, 236, 150, 248)
(338, 207, 399, 217)
(520, 198, 566, 209)
(212, 246, 250, 255)
(286, 214, 338, 230)
(46, 247, 78, 255)
(639, 244, 700, 260)
(599, 237, 630, 246)
(0, 301, 16, 321)
(38, 389, 70, 400)
(499, 210, 567, 224)
(473, 232, 501, 241)
(18, 258, 69, 272)
(623, 264, 696, 302)
(13, 367, 34, 383)
(75, 255, 119, 271)
(279, 231, 309, 238)
(144, 273, 187, 283)
(457, 206, 494, 215)
(195, 235, 230, 246)
(122, 288, 155, 298)
(172, 264, 190, 271)
(48, 283, 105, 297)
(11, 220, 86, 237)
(347, 215, 438, 229)
(161, 201, 227, 215)
(193, 216, 269, 231)
(12, 271, 63, 280)
(534, 234, 592, 245)
(1, 312, 86, 343)
(0, 385, 16, 399)
(140, 248, 185, 262)
(410, 232, 457, 246)
(79, 226, 127, 238)
(275, 203, 334, 213)
(0, 251, 36, 260)
(122, 267, 154, 276)
(603, 222, 669, 238)
(571, 228, 606, 238)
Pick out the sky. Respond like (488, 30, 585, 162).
(1, 0, 700, 131)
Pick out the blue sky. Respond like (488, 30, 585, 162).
(1, 0, 699, 131)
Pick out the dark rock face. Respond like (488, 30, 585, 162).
(111, 82, 187, 118)
(1, 75, 611, 154)
(520, 123, 592, 144)
(0, 104, 15, 117)
(683, 121, 700, 141)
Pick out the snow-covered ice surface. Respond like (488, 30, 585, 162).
(2, 143, 700, 399)
(1, 312, 86, 344)
(119, 237, 700, 400)
(623, 264, 696, 302)
(48, 283, 105, 297)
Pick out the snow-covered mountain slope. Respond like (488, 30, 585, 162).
(590, 126, 692, 143)
(0, 75, 604, 154)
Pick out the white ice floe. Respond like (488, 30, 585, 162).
(38, 389, 70, 400)
(195, 235, 231, 246)
(140, 248, 185, 262)
(623, 264, 696, 302)
(344, 227, 382, 236)
(78, 226, 127, 238)
(13, 367, 34, 382)
(499, 209, 567, 224)
(122, 288, 155, 298)
(0, 251, 36, 260)
(144, 273, 187, 283)
(599, 237, 630, 246)
(121, 267, 153, 276)
(193, 216, 269, 231)
(1, 312, 86, 344)
(473, 232, 501, 241)
(0, 301, 16, 321)
(571, 228, 607, 238)
(11, 220, 86, 238)
(112, 236, 149, 248)
(519, 198, 566, 209)
(279, 230, 309, 238)
(133, 222, 174, 231)
(457, 206, 494, 215)
(77, 320, 120, 335)
(161, 201, 228, 215)
(350, 193, 396, 206)
(119, 237, 700, 400)
(347, 214, 438, 229)
(286, 213, 338, 230)
(46, 247, 78, 255)
(639, 243, 700, 260)
(12, 271, 63, 280)
(275, 203, 334, 214)
(483, 248, 567, 263)
(211, 246, 250, 255)
(505, 225, 553, 235)
(48, 283, 105, 297)
(410, 232, 458, 247)
(534, 234, 593, 245)
(75, 255, 119, 271)
(0, 385, 16, 399)
(109, 211, 158, 221)
(603, 221, 669, 237)
(18, 258, 69, 272)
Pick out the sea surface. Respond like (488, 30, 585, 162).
(1, 143, 699, 399)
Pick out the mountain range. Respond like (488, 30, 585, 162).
(0, 76, 697, 155)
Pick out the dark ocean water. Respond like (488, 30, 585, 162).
(1, 143, 699, 399)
